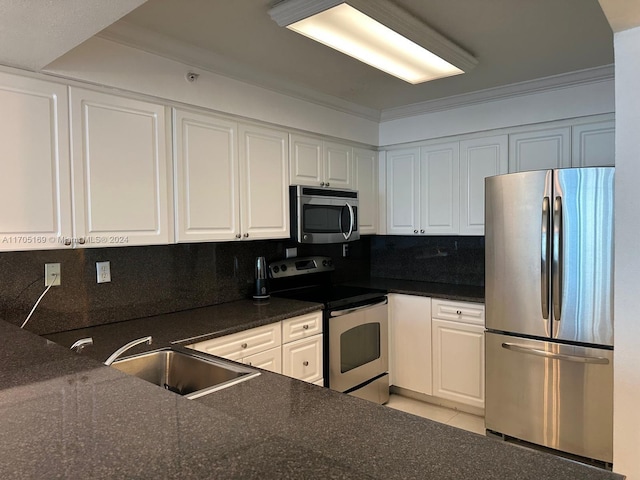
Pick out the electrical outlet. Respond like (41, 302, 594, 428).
(45, 263, 61, 286)
(285, 247, 297, 258)
(96, 261, 111, 283)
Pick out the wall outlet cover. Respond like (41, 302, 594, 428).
(96, 261, 111, 283)
(45, 263, 61, 286)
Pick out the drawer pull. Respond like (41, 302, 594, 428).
(241, 343, 248, 349)
(456, 310, 462, 315)
(246, 362, 252, 366)
(303, 361, 309, 366)
(302, 324, 309, 330)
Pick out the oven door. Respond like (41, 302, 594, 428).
(328, 298, 388, 393)
(298, 194, 359, 244)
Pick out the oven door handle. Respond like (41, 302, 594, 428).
(342, 202, 354, 240)
(330, 298, 388, 317)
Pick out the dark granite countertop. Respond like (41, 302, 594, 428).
(46, 297, 323, 362)
(0, 319, 623, 479)
(348, 277, 485, 303)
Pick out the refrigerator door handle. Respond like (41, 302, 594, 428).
(541, 197, 550, 319)
(501, 343, 610, 364)
(552, 196, 563, 321)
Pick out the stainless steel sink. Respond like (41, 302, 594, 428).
(111, 347, 260, 399)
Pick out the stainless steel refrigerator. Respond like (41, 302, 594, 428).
(485, 167, 614, 465)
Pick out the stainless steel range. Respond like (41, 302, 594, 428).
(269, 256, 389, 404)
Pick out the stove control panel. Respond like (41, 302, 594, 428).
(269, 256, 334, 278)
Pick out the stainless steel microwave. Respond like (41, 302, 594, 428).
(290, 185, 359, 244)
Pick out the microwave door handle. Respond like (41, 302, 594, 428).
(342, 202, 354, 240)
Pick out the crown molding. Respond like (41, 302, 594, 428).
(380, 64, 615, 121)
(97, 21, 382, 122)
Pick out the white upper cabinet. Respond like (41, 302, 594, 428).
(70, 87, 172, 247)
(419, 142, 459, 235)
(239, 123, 289, 240)
(386, 148, 420, 235)
(290, 134, 352, 189)
(353, 147, 379, 235)
(571, 120, 615, 167)
(459, 135, 508, 235)
(174, 109, 240, 242)
(508, 127, 571, 172)
(0, 73, 72, 251)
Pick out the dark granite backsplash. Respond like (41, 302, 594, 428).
(0, 238, 371, 335)
(370, 236, 484, 286)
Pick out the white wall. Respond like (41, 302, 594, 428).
(379, 77, 615, 146)
(612, 25, 640, 480)
(43, 37, 379, 145)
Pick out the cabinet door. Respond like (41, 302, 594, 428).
(323, 141, 352, 189)
(242, 346, 282, 374)
(353, 147, 379, 235)
(289, 134, 323, 186)
(459, 136, 508, 235)
(238, 124, 289, 240)
(571, 121, 615, 167)
(386, 148, 420, 235)
(0, 73, 72, 251)
(509, 127, 571, 172)
(282, 311, 323, 343)
(389, 294, 432, 395)
(174, 109, 240, 242)
(432, 319, 485, 408)
(70, 87, 172, 246)
(419, 142, 459, 235)
(282, 335, 323, 383)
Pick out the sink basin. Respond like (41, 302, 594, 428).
(111, 347, 260, 399)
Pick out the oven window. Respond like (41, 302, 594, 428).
(303, 204, 343, 233)
(340, 323, 380, 373)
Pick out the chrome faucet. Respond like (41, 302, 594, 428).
(104, 336, 152, 366)
(70, 337, 93, 353)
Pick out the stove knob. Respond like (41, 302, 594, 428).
(327, 260, 333, 267)
(322, 260, 328, 267)
(272, 266, 280, 273)
(281, 265, 288, 272)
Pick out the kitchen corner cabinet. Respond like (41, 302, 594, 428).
(459, 135, 508, 235)
(353, 147, 379, 235)
(508, 127, 571, 172)
(386, 142, 459, 236)
(389, 294, 432, 395)
(289, 134, 352, 189)
(0, 73, 72, 251)
(70, 87, 173, 246)
(431, 299, 485, 409)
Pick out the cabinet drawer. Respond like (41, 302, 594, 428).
(242, 346, 282, 374)
(282, 311, 323, 343)
(189, 323, 282, 361)
(282, 335, 323, 383)
(431, 299, 485, 325)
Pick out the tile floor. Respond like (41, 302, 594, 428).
(385, 394, 486, 435)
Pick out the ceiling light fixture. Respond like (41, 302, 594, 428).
(268, 0, 478, 84)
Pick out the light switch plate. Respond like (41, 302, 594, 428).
(96, 261, 111, 283)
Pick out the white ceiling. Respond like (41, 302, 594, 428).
(97, 0, 614, 115)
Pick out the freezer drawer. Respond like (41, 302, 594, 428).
(485, 332, 613, 463)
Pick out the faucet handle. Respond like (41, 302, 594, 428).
(70, 337, 93, 353)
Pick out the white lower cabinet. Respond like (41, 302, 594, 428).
(431, 299, 485, 409)
(389, 294, 432, 395)
(188, 310, 323, 383)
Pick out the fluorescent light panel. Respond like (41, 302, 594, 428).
(287, 3, 464, 84)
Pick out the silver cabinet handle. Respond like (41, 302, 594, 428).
(303, 361, 309, 366)
(420, 229, 425, 233)
(302, 324, 309, 330)
(64, 238, 72, 246)
(541, 196, 551, 320)
(330, 298, 388, 317)
(326, 182, 330, 187)
(78, 237, 86, 245)
(236, 234, 241, 239)
(243, 233, 249, 238)
(413, 230, 418, 234)
(552, 196, 563, 321)
(241, 343, 248, 349)
(320, 182, 325, 186)
(456, 310, 462, 315)
(501, 343, 609, 364)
